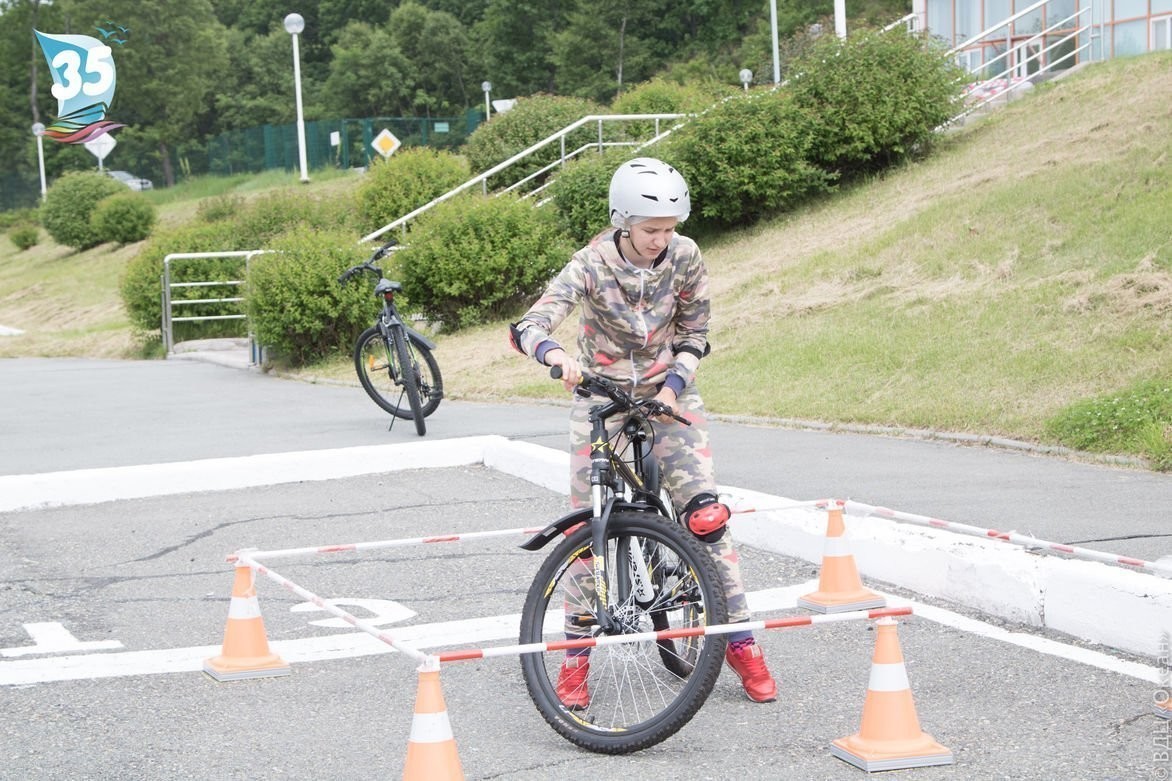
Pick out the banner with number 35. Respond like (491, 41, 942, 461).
(34, 29, 124, 144)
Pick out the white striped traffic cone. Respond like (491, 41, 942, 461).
(798, 506, 885, 613)
(831, 617, 953, 771)
(203, 561, 290, 681)
(403, 662, 464, 781)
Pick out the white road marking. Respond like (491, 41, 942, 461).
(1, 622, 124, 658)
(0, 581, 1159, 687)
(289, 598, 416, 628)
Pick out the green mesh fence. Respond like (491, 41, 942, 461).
(207, 110, 483, 176)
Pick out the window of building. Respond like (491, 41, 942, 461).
(928, 0, 955, 41)
(1154, 16, 1172, 49)
(1113, 18, 1149, 54)
(986, 0, 1011, 28)
(1114, 0, 1148, 20)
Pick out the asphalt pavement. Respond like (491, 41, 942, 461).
(1, 355, 1170, 781)
(2, 355, 1167, 563)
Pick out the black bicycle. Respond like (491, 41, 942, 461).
(518, 368, 728, 754)
(338, 240, 442, 436)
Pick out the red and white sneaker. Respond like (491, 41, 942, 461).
(725, 642, 777, 703)
(556, 656, 590, 710)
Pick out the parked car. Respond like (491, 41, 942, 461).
(106, 170, 153, 191)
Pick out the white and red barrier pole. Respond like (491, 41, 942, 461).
(436, 606, 912, 663)
(843, 499, 1172, 578)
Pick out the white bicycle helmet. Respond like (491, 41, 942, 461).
(609, 157, 691, 229)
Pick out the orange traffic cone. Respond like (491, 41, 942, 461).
(798, 506, 886, 613)
(203, 561, 290, 681)
(403, 661, 464, 781)
(831, 617, 953, 771)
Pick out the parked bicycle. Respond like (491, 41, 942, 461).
(338, 240, 442, 436)
(518, 368, 728, 753)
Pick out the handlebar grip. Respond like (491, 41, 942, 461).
(550, 366, 563, 380)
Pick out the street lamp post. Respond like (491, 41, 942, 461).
(769, 0, 781, 84)
(284, 12, 310, 183)
(739, 69, 753, 91)
(31, 122, 47, 200)
(481, 81, 492, 120)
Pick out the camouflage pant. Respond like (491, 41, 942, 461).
(566, 384, 751, 624)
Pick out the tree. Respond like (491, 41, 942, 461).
(63, 0, 231, 186)
(473, 0, 566, 98)
(319, 21, 416, 117)
(551, 0, 657, 102)
(213, 28, 300, 129)
(388, 2, 475, 115)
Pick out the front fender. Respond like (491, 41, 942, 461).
(519, 508, 592, 551)
(405, 327, 436, 350)
(518, 499, 663, 551)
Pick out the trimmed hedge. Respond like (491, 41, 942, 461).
(41, 171, 125, 249)
(397, 193, 574, 330)
(462, 94, 602, 190)
(8, 223, 39, 250)
(119, 220, 247, 341)
(664, 91, 832, 229)
(120, 188, 361, 339)
(92, 192, 156, 245)
(548, 147, 632, 239)
(356, 147, 470, 233)
(247, 230, 373, 366)
(787, 29, 963, 177)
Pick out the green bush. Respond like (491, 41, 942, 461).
(609, 78, 723, 140)
(1044, 378, 1172, 470)
(8, 223, 39, 250)
(41, 170, 125, 249)
(663, 92, 832, 229)
(0, 207, 39, 231)
(549, 147, 632, 239)
(91, 192, 156, 244)
(234, 189, 362, 241)
(120, 220, 247, 338)
(196, 194, 245, 223)
(397, 193, 574, 330)
(246, 230, 373, 366)
(462, 94, 602, 190)
(356, 147, 470, 232)
(787, 29, 964, 177)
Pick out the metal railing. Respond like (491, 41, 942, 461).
(161, 251, 270, 362)
(946, 0, 1091, 122)
(358, 113, 689, 244)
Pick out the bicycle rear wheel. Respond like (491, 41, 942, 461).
(519, 511, 728, 754)
(353, 327, 442, 422)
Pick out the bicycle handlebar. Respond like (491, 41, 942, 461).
(338, 239, 399, 286)
(549, 365, 690, 426)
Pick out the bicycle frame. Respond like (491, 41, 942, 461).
(521, 379, 679, 635)
(372, 279, 438, 352)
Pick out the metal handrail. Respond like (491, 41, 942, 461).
(947, 3, 1090, 123)
(161, 250, 270, 361)
(358, 113, 689, 244)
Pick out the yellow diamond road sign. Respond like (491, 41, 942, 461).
(372, 128, 401, 158)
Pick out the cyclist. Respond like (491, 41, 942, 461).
(508, 157, 777, 707)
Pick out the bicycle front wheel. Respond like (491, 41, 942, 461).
(391, 328, 426, 435)
(519, 511, 728, 754)
(353, 327, 442, 422)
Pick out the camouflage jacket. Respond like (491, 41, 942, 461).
(513, 228, 710, 393)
